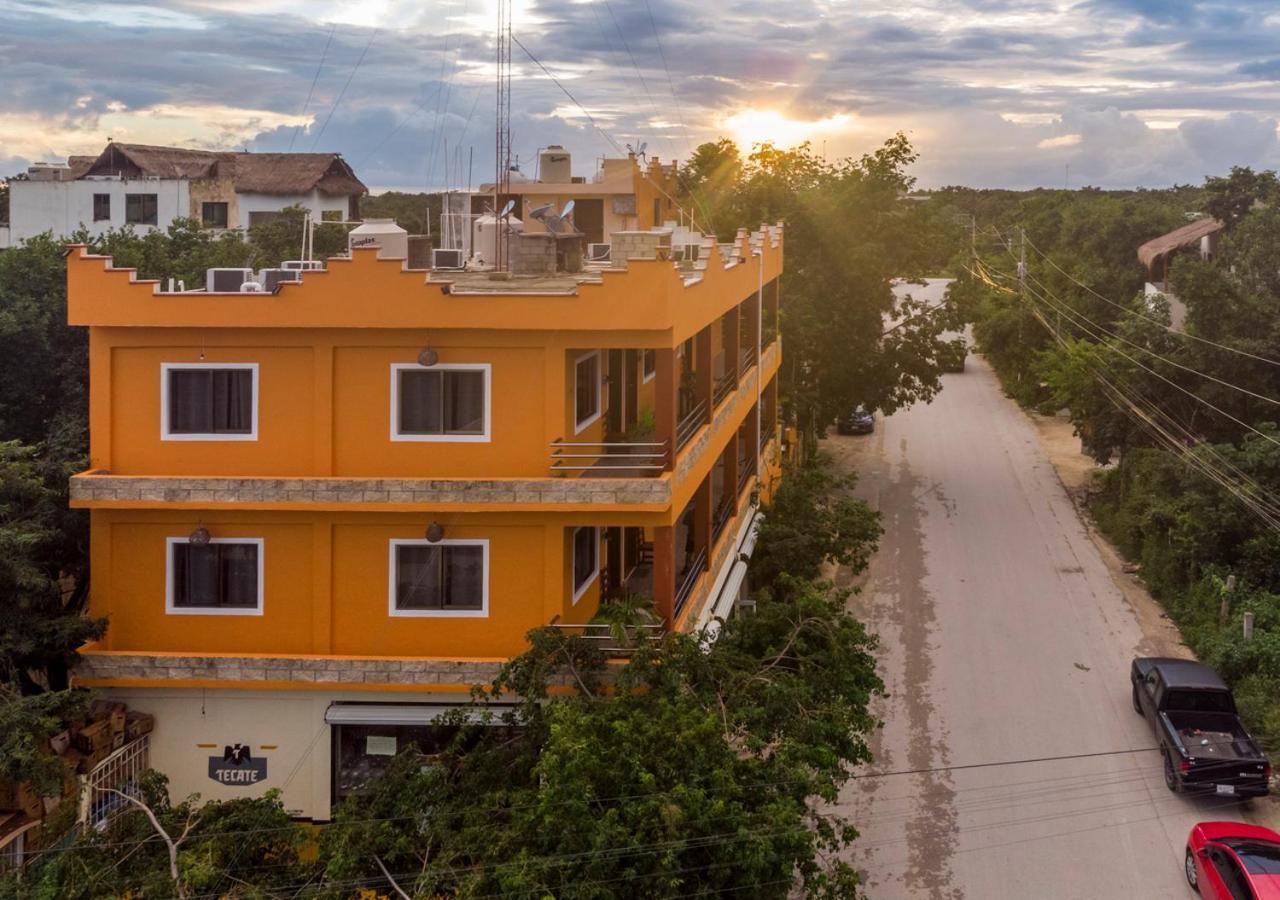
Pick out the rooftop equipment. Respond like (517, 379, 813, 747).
(206, 268, 256, 293)
(539, 145, 571, 183)
(348, 218, 409, 260)
(259, 268, 302, 292)
(586, 243, 611, 263)
(431, 248, 465, 271)
(281, 260, 325, 271)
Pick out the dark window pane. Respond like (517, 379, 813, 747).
(399, 370, 443, 435)
(643, 349, 656, 378)
(93, 194, 111, 222)
(168, 368, 252, 434)
(173, 542, 258, 609)
(212, 369, 253, 433)
(576, 355, 598, 425)
(443, 546, 484, 609)
(125, 193, 158, 225)
(397, 545, 443, 609)
(445, 371, 485, 434)
(573, 528, 596, 592)
(169, 370, 213, 433)
(202, 202, 228, 228)
(248, 211, 281, 227)
(219, 544, 259, 607)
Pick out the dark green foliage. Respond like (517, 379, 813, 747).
(682, 136, 962, 448)
(360, 190, 441, 238)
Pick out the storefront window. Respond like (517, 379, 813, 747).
(332, 723, 460, 798)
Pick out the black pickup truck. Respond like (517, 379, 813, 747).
(1132, 657, 1271, 798)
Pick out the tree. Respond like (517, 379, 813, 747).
(1203, 166, 1278, 227)
(361, 191, 442, 238)
(682, 135, 961, 448)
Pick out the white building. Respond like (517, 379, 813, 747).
(2, 143, 366, 247)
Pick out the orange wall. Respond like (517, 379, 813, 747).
(91, 509, 603, 659)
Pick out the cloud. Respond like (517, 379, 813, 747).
(2, 0, 1280, 190)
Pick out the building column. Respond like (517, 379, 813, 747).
(695, 326, 712, 424)
(654, 347, 676, 471)
(693, 476, 712, 559)
(653, 525, 676, 623)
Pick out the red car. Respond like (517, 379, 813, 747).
(1187, 821, 1280, 898)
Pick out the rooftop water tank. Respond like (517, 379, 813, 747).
(347, 218, 408, 260)
(471, 214, 523, 267)
(539, 145, 571, 183)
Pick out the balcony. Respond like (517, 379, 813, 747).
(547, 621, 666, 658)
(549, 440, 668, 477)
(675, 399, 707, 452)
(673, 546, 708, 620)
(738, 344, 758, 378)
(712, 373, 735, 409)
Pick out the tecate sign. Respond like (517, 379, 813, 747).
(208, 744, 267, 785)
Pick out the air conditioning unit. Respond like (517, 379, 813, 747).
(586, 243, 611, 263)
(259, 268, 302, 292)
(240, 281, 264, 293)
(206, 268, 256, 292)
(431, 248, 465, 270)
(281, 260, 325, 271)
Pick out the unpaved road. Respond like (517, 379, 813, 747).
(830, 281, 1251, 898)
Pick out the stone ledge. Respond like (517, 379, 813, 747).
(72, 653, 551, 688)
(71, 474, 672, 508)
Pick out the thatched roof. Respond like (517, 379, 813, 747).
(1138, 217, 1223, 271)
(67, 156, 96, 179)
(77, 143, 366, 197)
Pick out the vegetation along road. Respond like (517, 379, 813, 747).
(829, 281, 1256, 898)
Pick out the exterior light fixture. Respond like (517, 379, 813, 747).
(417, 346, 439, 367)
(425, 522, 445, 543)
(749, 488, 761, 508)
(189, 526, 212, 545)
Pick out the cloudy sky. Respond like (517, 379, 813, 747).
(2, 0, 1279, 191)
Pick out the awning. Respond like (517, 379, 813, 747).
(324, 704, 497, 726)
(711, 561, 749, 623)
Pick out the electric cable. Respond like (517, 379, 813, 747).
(289, 23, 336, 152)
(309, 26, 379, 151)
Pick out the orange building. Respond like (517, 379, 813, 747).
(68, 159, 783, 819)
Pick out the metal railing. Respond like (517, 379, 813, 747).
(548, 621, 666, 657)
(712, 497, 735, 541)
(79, 734, 150, 831)
(550, 440, 668, 476)
(738, 345, 757, 377)
(737, 460, 754, 493)
(713, 374, 735, 409)
(673, 547, 708, 619)
(759, 424, 772, 453)
(675, 400, 708, 452)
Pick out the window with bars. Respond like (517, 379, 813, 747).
(391, 541, 487, 615)
(93, 193, 111, 222)
(163, 365, 256, 439)
(167, 539, 262, 613)
(393, 365, 488, 440)
(125, 193, 158, 225)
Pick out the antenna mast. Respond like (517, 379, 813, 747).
(494, 0, 513, 270)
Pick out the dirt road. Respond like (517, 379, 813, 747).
(830, 297, 1249, 897)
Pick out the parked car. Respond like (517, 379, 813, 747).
(1186, 821, 1280, 897)
(940, 338, 967, 373)
(836, 405, 875, 435)
(1131, 657, 1271, 798)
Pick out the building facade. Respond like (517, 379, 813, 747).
(67, 219, 783, 819)
(4, 143, 365, 247)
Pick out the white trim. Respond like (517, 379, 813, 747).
(160, 362, 259, 442)
(164, 536, 264, 616)
(389, 363, 492, 443)
(641, 349, 656, 384)
(573, 350, 602, 434)
(388, 538, 490, 618)
(570, 526, 600, 605)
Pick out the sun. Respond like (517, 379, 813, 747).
(723, 109, 851, 149)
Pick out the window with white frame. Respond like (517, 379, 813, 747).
(571, 526, 599, 603)
(642, 349, 656, 383)
(389, 540, 488, 616)
(166, 537, 263, 615)
(392, 364, 490, 441)
(574, 351, 601, 433)
(161, 364, 258, 440)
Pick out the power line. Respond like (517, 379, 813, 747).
(510, 33, 625, 156)
(289, 23, 336, 152)
(1021, 231, 1280, 369)
(643, 0, 692, 158)
(309, 26, 379, 151)
(601, 0, 662, 131)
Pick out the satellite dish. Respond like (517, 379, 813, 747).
(498, 200, 515, 219)
(561, 200, 575, 220)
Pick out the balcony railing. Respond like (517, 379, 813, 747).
(673, 546, 709, 620)
(712, 497, 735, 541)
(759, 424, 771, 453)
(738, 345, 757, 377)
(713, 373, 735, 409)
(550, 440, 668, 476)
(737, 460, 753, 493)
(548, 621, 666, 657)
(762, 326, 778, 348)
(675, 400, 708, 452)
